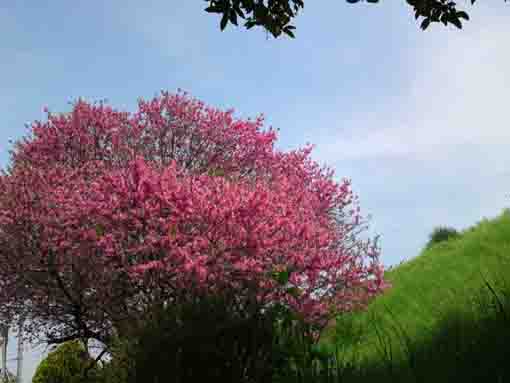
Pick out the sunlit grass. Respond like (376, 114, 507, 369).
(266, 209, 510, 382)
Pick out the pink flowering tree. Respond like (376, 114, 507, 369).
(0, 91, 387, 349)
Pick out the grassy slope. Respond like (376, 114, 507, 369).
(322, 209, 510, 363)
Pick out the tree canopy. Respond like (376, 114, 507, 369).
(0, 91, 387, 350)
(204, 0, 505, 38)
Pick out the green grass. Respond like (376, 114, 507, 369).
(307, 208, 510, 382)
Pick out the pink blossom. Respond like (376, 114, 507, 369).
(0, 91, 387, 344)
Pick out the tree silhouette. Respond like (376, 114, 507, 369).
(204, 0, 507, 37)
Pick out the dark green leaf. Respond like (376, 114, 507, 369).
(244, 20, 256, 29)
(431, 8, 441, 22)
(284, 29, 295, 38)
(205, 5, 222, 14)
(95, 224, 104, 237)
(440, 13, 448, 26)
(220, 12, 229, 30)
(456, 11, 469, 20)
(229, 11, 238, 25)
(286, 287, 301, 297)
(420, 18, 431, 30)
(273, 269, 290, 285)
(449, 15, 463, 29)
(233, 2, 245, 18)
(283, 26, 296, 38)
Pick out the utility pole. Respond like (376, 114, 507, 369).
(0, 324, 8, 383)
(15, 319, 23, 383)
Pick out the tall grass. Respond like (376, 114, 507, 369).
(277, 269, 510, 382)
(279, 210, 510, 382)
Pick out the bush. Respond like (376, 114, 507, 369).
(426, 226, 460, 248)
(32, 340, 101, 383)
(104, 294, 320, 383)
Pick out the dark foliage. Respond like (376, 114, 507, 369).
(102, 294, 320, 383)
(426, 226, 460, 248)
(204, 0, 508, 38)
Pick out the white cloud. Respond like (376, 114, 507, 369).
(315, 7, 510, 174)
(304, 7, 510, 266)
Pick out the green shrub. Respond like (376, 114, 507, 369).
(426, 226, 460, 248)
(104, 294, 319, 383)
(32, 340, 101, 383)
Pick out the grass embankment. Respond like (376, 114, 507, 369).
(312, 210, 510, 382)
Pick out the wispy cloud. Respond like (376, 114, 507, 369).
(295, 6, 510, 266)
(315, 7, 510, 173)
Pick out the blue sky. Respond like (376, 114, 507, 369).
(1, 1, 510, 381)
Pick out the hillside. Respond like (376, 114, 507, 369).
(323, 209, 510, 364)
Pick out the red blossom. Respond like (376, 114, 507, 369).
(0, 91, 388, 344)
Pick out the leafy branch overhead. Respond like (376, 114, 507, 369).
(204, 0, 507, 37)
